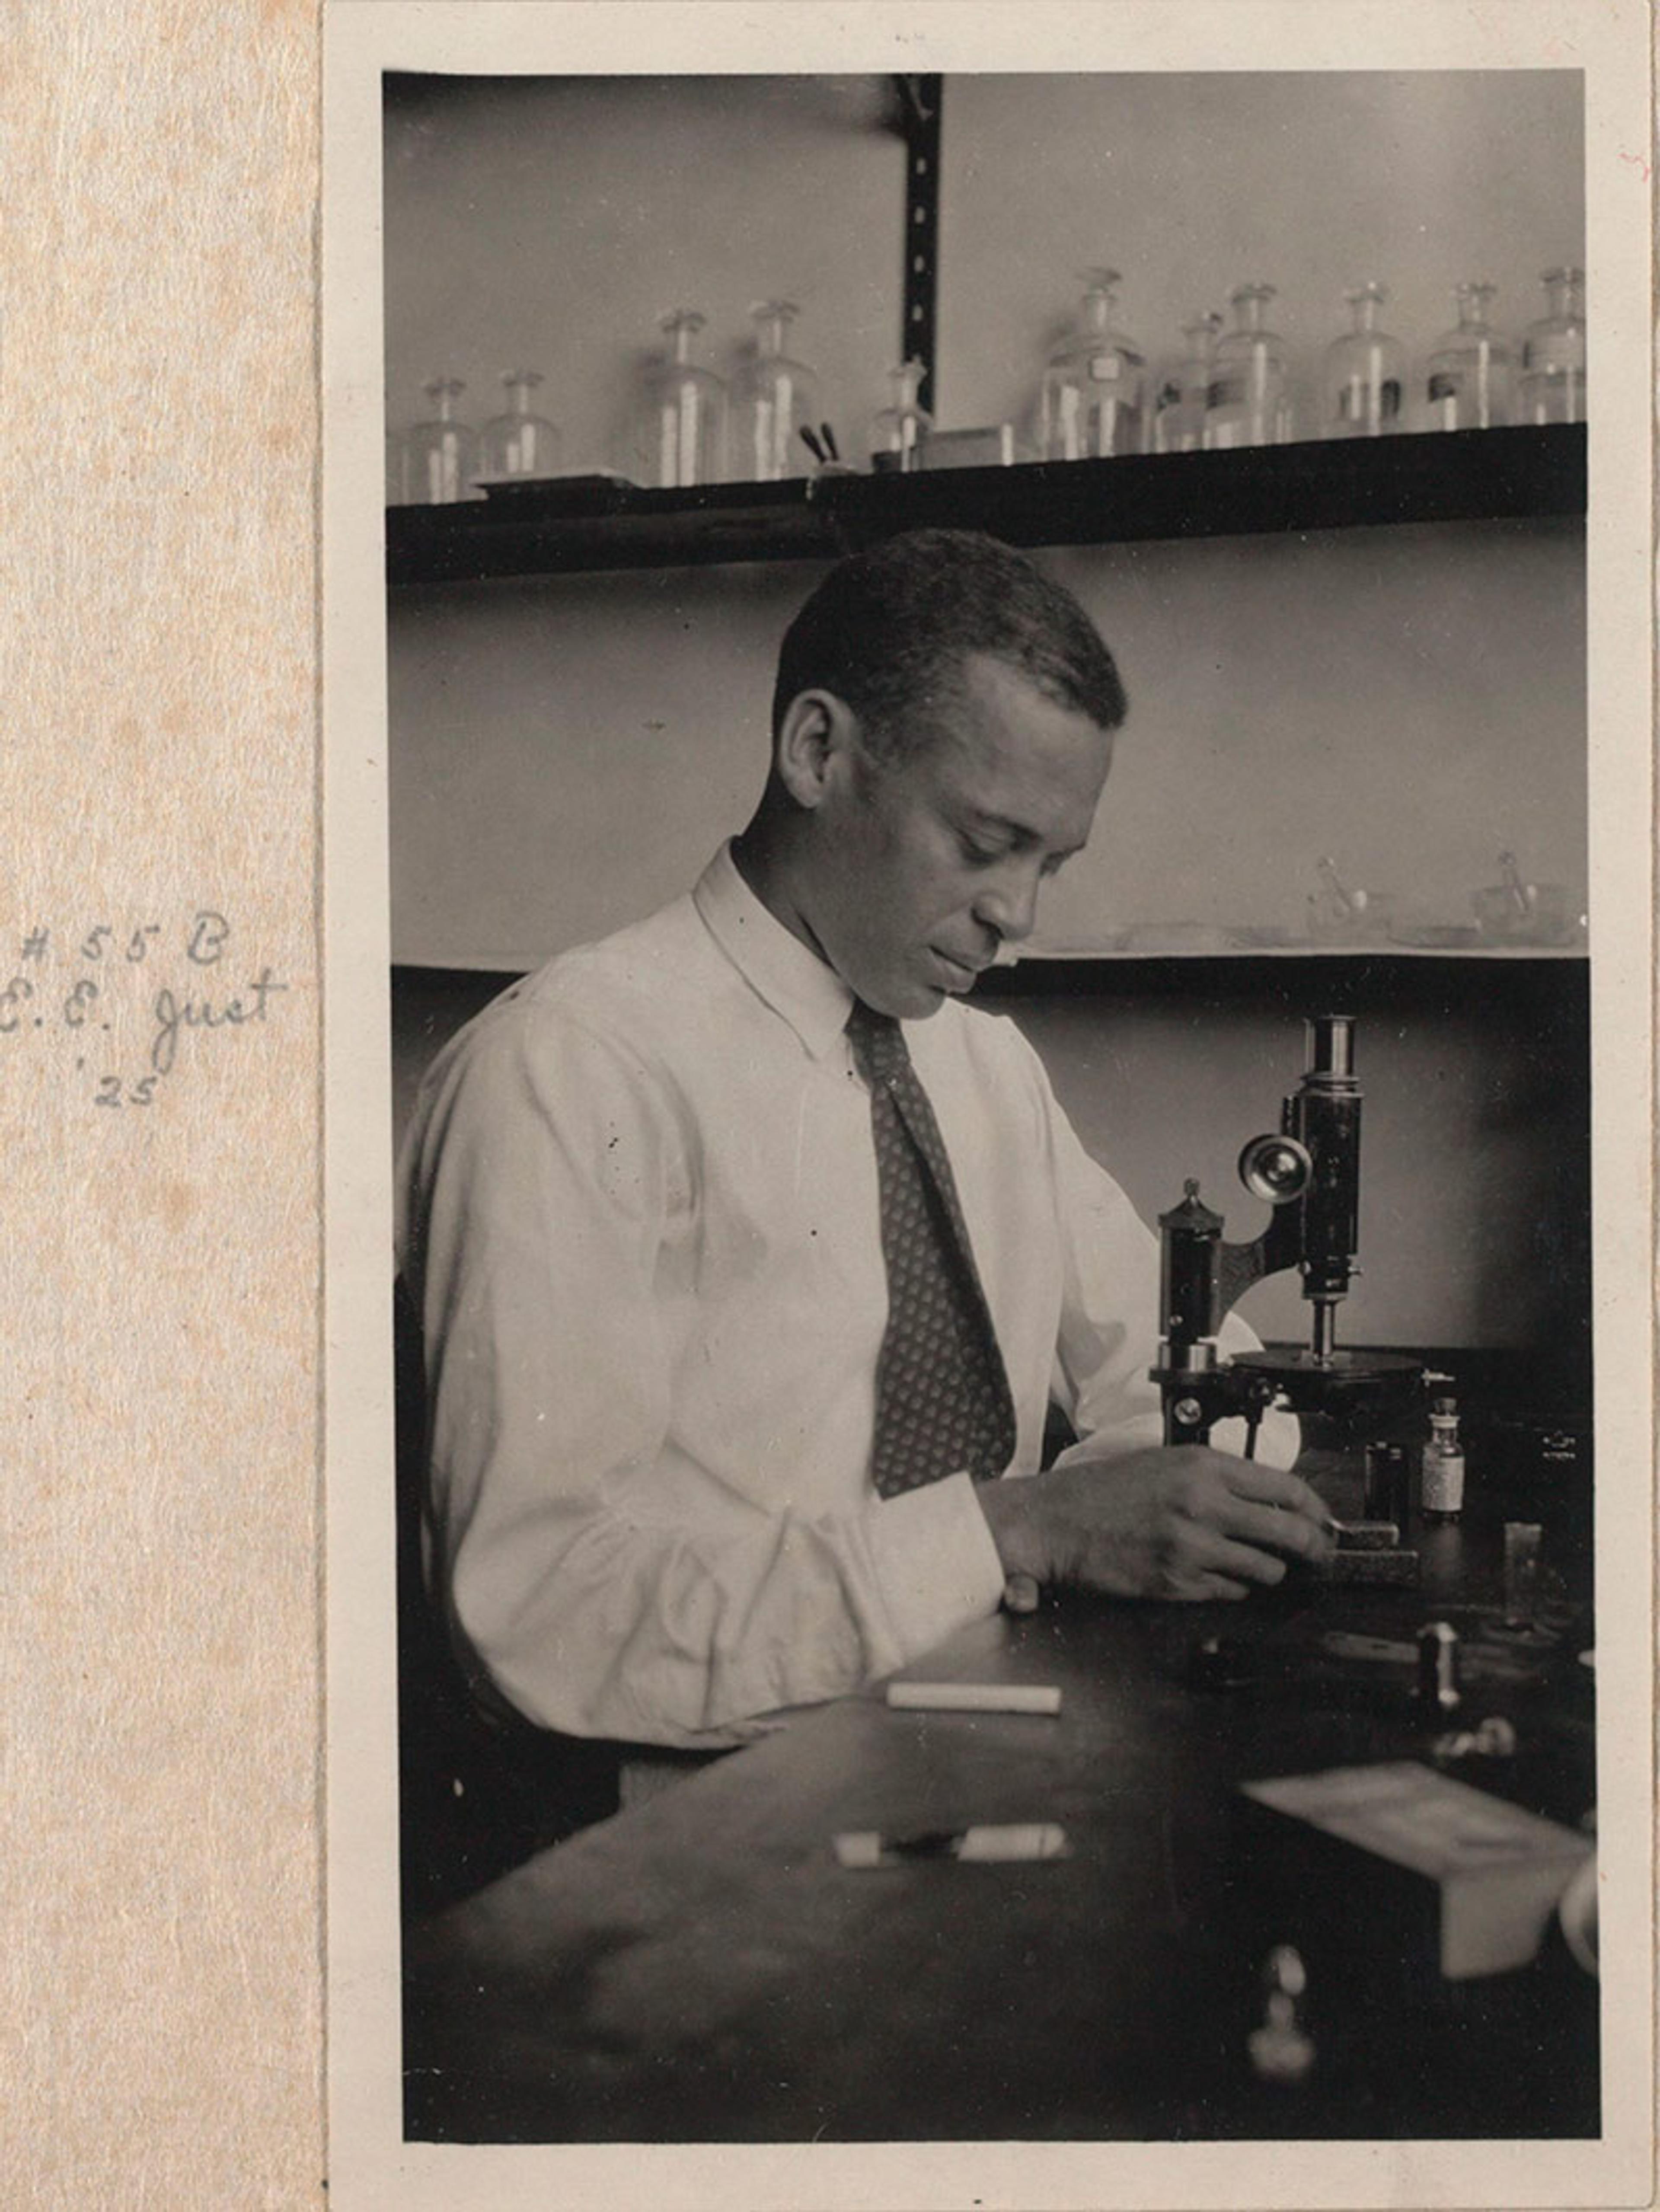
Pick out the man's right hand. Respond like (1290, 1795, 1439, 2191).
(976, 1445, 1335, 1606)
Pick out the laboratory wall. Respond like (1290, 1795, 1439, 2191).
(388, 521, 1584, 964)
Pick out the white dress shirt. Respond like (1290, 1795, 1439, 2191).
(396, 845, 1293, 1749)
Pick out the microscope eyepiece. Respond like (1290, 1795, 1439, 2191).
(1305, 1013, 1356, 1081)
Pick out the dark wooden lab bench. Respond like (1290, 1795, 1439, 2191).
(402, 1490, 1597, 2145)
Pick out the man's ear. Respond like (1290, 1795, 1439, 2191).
(774, 689, 861, 810)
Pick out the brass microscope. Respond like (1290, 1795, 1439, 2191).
(1150, 1015, 1424, 1456)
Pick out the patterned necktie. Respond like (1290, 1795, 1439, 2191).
(846, 1000, 1018, 1497)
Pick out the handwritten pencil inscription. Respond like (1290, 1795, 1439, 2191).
(2, 910, 290, 1106)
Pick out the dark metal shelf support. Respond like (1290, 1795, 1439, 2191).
(895, 74, 943, 418)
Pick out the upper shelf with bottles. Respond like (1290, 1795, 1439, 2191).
(386, 421, 1583, 587)
(386, 71, 1587, 588)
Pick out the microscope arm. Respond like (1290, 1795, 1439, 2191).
(1216, 1207, 1301, 1326)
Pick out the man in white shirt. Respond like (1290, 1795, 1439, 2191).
(396, 530, 1327, 1861)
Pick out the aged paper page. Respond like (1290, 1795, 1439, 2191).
(6, 1, 1651, 2207)
(4, 1, 322, 2206)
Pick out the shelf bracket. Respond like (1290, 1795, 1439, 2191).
(894, 73, 943, 418)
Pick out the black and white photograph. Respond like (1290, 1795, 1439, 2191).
(323, 7, 1653, 2205)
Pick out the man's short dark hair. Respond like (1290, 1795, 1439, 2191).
(771, 528, 1128, 752)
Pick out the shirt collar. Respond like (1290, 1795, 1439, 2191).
(693, 843, 854, 1061)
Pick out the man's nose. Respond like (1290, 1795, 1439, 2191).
(974, 864, 1042, 943)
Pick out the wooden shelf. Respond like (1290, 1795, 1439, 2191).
(386, 425, 1584, 587)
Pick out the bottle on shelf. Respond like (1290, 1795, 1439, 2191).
(1322, 283, 1405, 438)
(479, 370, 563, 479)
(1421, 282, 1514, 431)
(1151, 313, 1223, 455)
(1037, 268, 1148, 461)
(1517, 266, 1586, 425)
(644, 309, 728, 488)
(732, 300, 821, 482)
(385, 424, 409, 507)
(407, 377, 482, 505)
(868, 358, 933, 472)
(1203, 284, 1292, 450)
(1420, 1392, 1467, 1524)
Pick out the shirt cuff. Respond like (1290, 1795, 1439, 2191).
(865, 1472, 1009, 1663)
(1053, 1410, 1165, 1468)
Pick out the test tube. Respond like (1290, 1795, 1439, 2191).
(1502, 1522, 1543, 1629)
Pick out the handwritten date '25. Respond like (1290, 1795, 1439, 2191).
(94, 1076, 161, 1108)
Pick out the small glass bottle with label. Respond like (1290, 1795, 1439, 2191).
(1422, 282, 1514, 431)
(1420, 1394, 1466, 1524)
(732, 301, 821, 482)
(1517, 266, 1587, 425)
(1152, 313, 1223, 455)
(644, 309, 728, 488)
(868, 359, 933, 472)
(1038, 268, 1148, 460)
(1203, 284, 1291, 450)
(1322, 283, 1406, 438)
(407, 377, 482, 505)
(479, 370, 563, 480)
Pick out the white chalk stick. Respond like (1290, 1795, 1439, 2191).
(834, 1823, 1070, 1867)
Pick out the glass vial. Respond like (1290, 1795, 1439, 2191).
(385, 425, 409, 507)
(869, 359, 932, 472)
(1204, 285, 1291, 450)
(1422, 282, 1514, 431)
(732, 300, 821, 482)
(1038, 268, 1148, 460)
(1152, 313, 1223, 455)
(1322, 283, 1405, 437)
(1363, 1440, 1410, 1527)
(479, 370, 563, 479)
(1517, 266, 1586, 425)
(1421, 1394, 1466, 1523)
(407, 378, 481, 505)
(645, 309, 728, 488)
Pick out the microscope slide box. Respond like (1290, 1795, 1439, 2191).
(1236, 1761, 1592, 1981)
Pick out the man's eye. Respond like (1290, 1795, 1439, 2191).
(960, 836, 1004, 866)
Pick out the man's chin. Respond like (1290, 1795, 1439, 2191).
(857, 979, 948, 1021)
